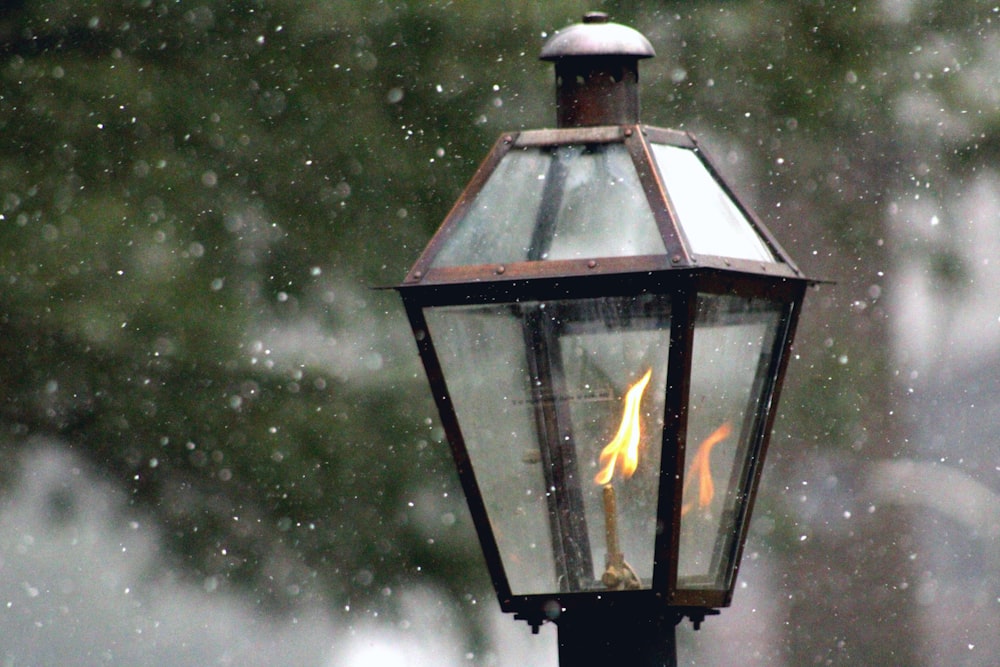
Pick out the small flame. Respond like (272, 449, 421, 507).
(594, 368, 653, 485)
(681, 422, 732, 516)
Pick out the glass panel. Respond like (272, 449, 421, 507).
(432, 148, 553, 267)
(431, 144, 665, 268)
(677, 293, 784, 590)
(424, 295, 671, 596)
(650, 143, 776, 263)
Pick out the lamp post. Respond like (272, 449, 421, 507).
(396, 13, 812, 666)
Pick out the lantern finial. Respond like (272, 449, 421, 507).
(540, 14, 655, 128)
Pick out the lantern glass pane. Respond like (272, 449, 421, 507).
(424, 294, 671, 596)
(677, 293, 784, 590)
(650, 143, 776, 263)
(431, 143, 665, 268)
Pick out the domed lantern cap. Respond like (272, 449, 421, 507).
(540, 13, 655, 127)
(540, 12, 655, 60)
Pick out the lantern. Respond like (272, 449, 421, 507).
(395, 13, 812, 665)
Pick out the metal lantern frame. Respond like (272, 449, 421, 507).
(399, 123, 808, 625)
(394, 13, 813, 663)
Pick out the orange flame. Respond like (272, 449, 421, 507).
(594, 368, 653, 485)
(681, 422, 732, 516)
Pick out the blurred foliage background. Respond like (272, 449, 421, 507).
(1, 1, 998, 665)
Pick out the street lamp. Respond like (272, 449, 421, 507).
(396, 13, 812, 666)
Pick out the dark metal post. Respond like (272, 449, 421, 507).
(556, 608, 678, 666)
